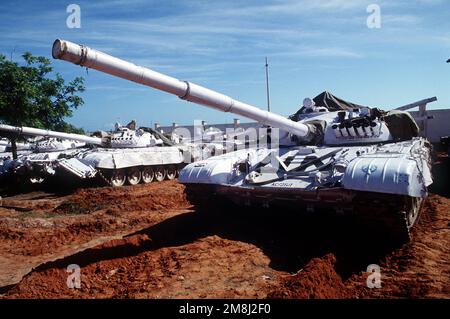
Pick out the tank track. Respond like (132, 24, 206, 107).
(97, 168, 113, 186)
(184, 184, 219, 208)
(184, 184, 423, 243)
(351, 192, 423, 243)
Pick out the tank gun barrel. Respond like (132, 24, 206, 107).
(0, 124, 103, 145)
(52, 39, 311, 138)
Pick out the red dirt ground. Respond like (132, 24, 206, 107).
(0, 172, 448, 299)
(268, 195, 449, 299)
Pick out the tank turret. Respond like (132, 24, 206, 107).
(109, 121, 165, 148)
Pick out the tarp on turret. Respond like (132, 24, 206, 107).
(289, 91, 368, 121)
(312, 91, 367, 111)
(289, 91, 366, 121)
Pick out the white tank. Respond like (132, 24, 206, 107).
(52, 39, 436, 241)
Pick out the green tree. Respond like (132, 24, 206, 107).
(0, 52, 85, 158)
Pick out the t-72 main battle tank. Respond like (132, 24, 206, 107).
(75, 121, 189, 186)
(0, 122, 189, 186)
(53, 39, 434, 240)
(0, 124, 97, 183)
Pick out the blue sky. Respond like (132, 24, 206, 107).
(1, 0, 449, 131)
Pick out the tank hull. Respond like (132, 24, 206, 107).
(1, 146, 188, 186)
(76, 146, 186, 186)
(180, 138, 432, 241)
(0, 140, 220, 186)
(180, 139, 432, 197)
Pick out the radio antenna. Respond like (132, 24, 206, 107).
(265, 57, 271, 112)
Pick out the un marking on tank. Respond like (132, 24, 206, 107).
(362, 164, 377, 174)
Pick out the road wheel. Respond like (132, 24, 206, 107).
(166, 165, 177, 180)
(110, 169, 126, 187)
(405, 197, 423, 228)
(154, 166, 166, 182)
(127, 167, 142, 185)
(142, 167, 154, 183)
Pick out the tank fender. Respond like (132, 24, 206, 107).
(342, 155, 429, 198)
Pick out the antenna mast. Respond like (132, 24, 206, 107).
(265, 57, 271, 112)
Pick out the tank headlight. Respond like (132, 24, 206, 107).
(334, 160, 348, 173)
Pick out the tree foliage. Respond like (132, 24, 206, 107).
(0, 52, 85, 133)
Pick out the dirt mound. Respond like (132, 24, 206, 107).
(55, 180, 189, 215)
(0, 181, 190, 257)
(267, 254, 351, 299)
(345, 194, 450, 298)
(2, 235, 276, 299)
(0, 181, 191, 289)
